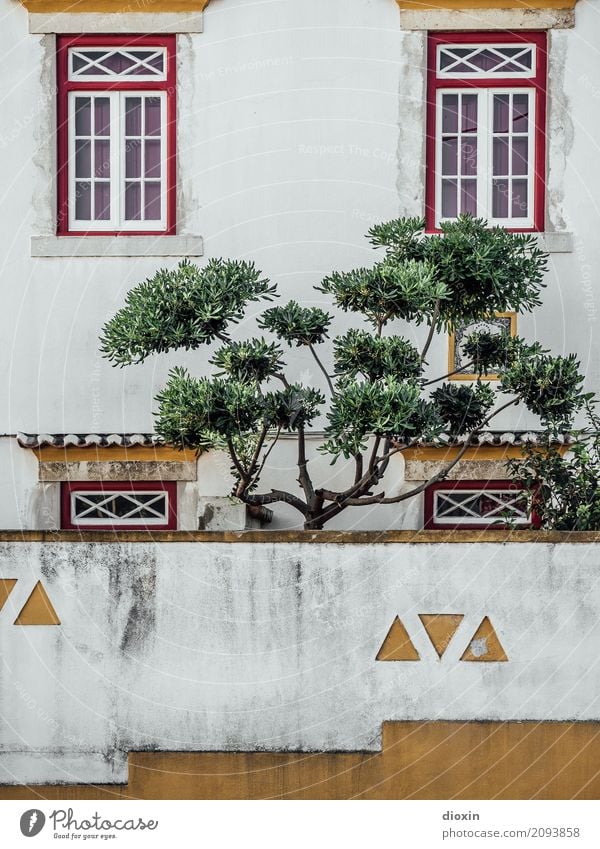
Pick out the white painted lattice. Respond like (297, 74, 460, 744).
(437, 44, 536, 79)
(71, 490, 169, 525)
(68, 47, 167, 82)
(434, 488, 529, 526)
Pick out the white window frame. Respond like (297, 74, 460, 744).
(68, 46, 168, 82)
(68, 90, 167, 233)
(436, 43, 537, 80)
(70, 488, 171, 527)
(432, 486, 530, 527)
(435, 87, 535, 229)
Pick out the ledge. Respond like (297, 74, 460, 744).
(2, 530, 600, 543)
(398, 4, 576, 30)
(28, 11, 204, 32)
(21, 0, 210, 11)
(537, 231, 574, 253)
(30, 235, 204, 258)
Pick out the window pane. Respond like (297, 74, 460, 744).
(441, 95, 458, 133)
(125, 182, 142, 220)
(512, 179, 528, 218)
(145, 97, 161, 136)
(460, 139, 477, 176)
(125, 139, 141, 178)
(94, 139, 110, 178)
(94, 97, 111, 137)
(125, 98, 142, 136)
(144, 182, 161, 220)
(74, 97, 91, 136)
(75, 140, 91, 178)
(460, 180, 477, 215)
(492, 180, 509, 218)
(493, 95, 510, 133)
(441, 137, 457, 175)
(461, 95, 478, 133)
(512, 137, 529, 176)
(493, 137, 509, 176)
(75, 182, 91, 219)
(94, 182, 111, 220)
(513, 94, 529, 133)
(441, 179, 458, 218)
(145, 140, 161, 178)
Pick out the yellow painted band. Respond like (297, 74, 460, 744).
(20, 0, 210, 12)
(33, 446, 198, 462)
(397, 0, 575, 9)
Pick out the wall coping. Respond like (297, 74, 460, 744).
(2, 530, 600, 543)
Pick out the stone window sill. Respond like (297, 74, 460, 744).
(31, 235, 204, 258)
(537, 232, 573, 254)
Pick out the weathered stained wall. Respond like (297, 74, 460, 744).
(1, 536, 600, 785)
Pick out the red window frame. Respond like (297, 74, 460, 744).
(425, 31, 547, 233)
(61, 481, 177, 530)
(56, 34, 177, 236)
(424, 479, 538, 531)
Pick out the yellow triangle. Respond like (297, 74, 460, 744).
(419, 614, 464, 658)
(0, 579, 17, 613)
(376, 616, 420, 661)
(14, 581, 60, 626)
(461, 616, 508, 662)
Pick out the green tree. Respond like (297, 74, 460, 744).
(100, 216, 587, 530)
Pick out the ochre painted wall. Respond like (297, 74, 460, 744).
(2, 722, 600, 800)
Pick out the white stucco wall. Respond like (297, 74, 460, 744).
(0, 0, 598, 528)
(1, 538, 600, 784)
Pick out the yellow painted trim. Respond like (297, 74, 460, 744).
(3, 721, 600, 799)
(419, 613, 464, 658)
(448, 312, 517, 383)
(402, 443, 568, 461)
(14, 581, 60, 626)
(397, 0, 576, 9)
(33, 446, 198, 463)
(376, 616, 420, 661)
(20, 0, 210, 11)
(461, 615, 508, 661)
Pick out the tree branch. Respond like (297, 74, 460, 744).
(420, 300, 441, 363)
(243, 489, 308, 516)
(248, 425, 282, 490)
(297, 426, 315, 504)
(308, 344, 335, 395)
(422, 363, 475, 386)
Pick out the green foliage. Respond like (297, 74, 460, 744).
(211, 338, 283, 383)
(333, 330, 423, 381)
(507, 406, 600, 530)
(500, 353, 587, 431)
(317, 258, 446, 330)
(367, 215, 547, 328)
(461, 332, 545, 376)
(100, 258, 276, 365)
(258, 301, 333, 346)
(431, 382, 495, 434)
(264, 384, 325, 431)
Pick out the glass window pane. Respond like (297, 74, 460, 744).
(94, 98, 111, 136)
(512, 137, 529, 176)
(144, 182, 161, 220)
(145, 97, 162, 136)
(441, 95, 458, 134)
(125, 139, 141, 178)
(513, 94, 529, 133)
(94, 139, 110, 178)
(461, 95, 478, 133)
(460, 180, 477, 216)
(145, 140, 161, 178)
(125, 182, 141, 220)
(512, 179, 528, 218)
(75, 182, 91, 219)
(75, 140, 91, 178)
(492, 180, 509, 218)
(94, 182, 111, 220)
(441, 137, 457, 176)
(493, 137, 510, 176)
(74, 97, 91, 136)
(441, 179, 458, 218)
(493, 95, 510, 133)
(125, 98, 142, 136)
(460, 139, 477, 176)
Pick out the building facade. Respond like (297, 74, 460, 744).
(0, 0, 595, 532)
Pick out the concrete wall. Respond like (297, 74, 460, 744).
(0, 0, 598, 528)
(1, 534, 600, 785)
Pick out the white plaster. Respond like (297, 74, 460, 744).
(538, 232, 574, 253)
(399, 9, 575, 31)
(30, 235, 204, 257)
(0, 540, 599, 783)
(28, 12, 204, 34)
